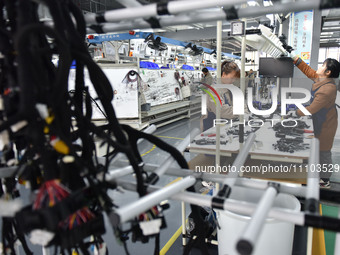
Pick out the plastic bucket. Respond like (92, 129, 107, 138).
(216, 186, 300, 255)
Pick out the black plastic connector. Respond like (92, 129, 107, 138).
(147, 173, 159, 185)
(305, 214, 340, 232)
(305, 198, 319, 214)
(15, 188, 93, 232)
(49, 214, 106, 249)
(156, 2, 170, 15)
(211, 185, 231, 210)
(237, 239, 253, 255)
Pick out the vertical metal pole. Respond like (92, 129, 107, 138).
(307, 227, 313, 255)
(181, 201, 187, 246)
(239, 19, 247, 154)
(137, 56, 142, 126)
(237, 186, 278, 254)
(306, 138, 320, 255)
(100, 42, 105, 59)
(42, 247, 50, 255)
(334, 208, 340, 255)
(276, 20, 282, 102)
(216, 20, 223, 190)
(216, 21, 222, 79)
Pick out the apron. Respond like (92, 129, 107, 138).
(311, 85, 335, 136)
(203, 93, 232, 131)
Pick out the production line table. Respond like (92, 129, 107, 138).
(188, 116, 313, 164)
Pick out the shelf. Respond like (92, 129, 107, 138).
(142, 101, 190, 117)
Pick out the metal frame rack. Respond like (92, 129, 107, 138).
(107, 133, 340, 255)
(2, 0, 340, 254)
(82, 1, 340, 253)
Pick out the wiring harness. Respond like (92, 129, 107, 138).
(0, 1, 208, 254)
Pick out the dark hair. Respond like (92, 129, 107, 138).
(324, 58, 340, 78)
(202, 67, 208, 73)
(221, 60, 240, 77)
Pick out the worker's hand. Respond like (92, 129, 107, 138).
(287, 110, 298, 118)
(288, 51, 299, 61)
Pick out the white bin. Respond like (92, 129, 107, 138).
(216, 186, 300, 255)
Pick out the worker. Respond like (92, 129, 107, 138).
(201, 60, 244, 131)
(201, 67, 213, 85)
(292, 55, 340, 188)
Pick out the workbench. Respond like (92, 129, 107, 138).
(188, 115, 313, 164)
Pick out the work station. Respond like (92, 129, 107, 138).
(1, 0, 340, 254)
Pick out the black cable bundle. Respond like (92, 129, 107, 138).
(0, 1, 209, 254)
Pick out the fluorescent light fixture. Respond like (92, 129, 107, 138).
(247, 1, 258, 6)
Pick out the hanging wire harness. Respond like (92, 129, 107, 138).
(0, 0, 205, 254)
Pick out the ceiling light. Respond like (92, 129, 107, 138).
(323, 26, 340, 30)
(247, 1, 258, 6)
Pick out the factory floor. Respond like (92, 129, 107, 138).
(103, 113, 340, 255)
(14, 107, 340, 254)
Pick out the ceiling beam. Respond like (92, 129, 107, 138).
(320, 42, 340, 47)
(157, 20, 261, 41)
(324, 17, 340, 22)
(321, 28, 340, 32)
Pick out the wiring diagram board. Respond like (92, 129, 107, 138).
(68, 67, 139, 119)
(140, 69, 183, 106)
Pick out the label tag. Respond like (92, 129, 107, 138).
(139, 219, 162, 236)
(29, 229, 55, 246)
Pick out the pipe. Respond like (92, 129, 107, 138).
(86, 0, 324, 34)
(181, 201, 187, 246)
(110, 162, 308, 197)
(149, 128, 199, 183)
(236, 185, 278, 255)
(215, 19, 223, 181)
(106, 128, 198, 184)
(239, 19, 247, 152)
(237, 0, 320, 19)
(116, 180, 305, 226)
(334, 209, 340, 255)
(117, 179, 340, 233)
(223, 133, 256, 187)
(86, 11, 227, 33)
(305, 138, 320, 213)
(85, 0, 248, 24)
(109, 176, 196, 225)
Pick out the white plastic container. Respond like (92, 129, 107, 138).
(216, 186, 300, 255)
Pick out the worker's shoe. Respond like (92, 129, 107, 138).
(319, 179, 331, 189)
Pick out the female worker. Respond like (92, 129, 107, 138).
(201, 60, 242, 131)
(293, 56, 340, 188)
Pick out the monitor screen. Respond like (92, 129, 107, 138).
(259, 57, 294, 78)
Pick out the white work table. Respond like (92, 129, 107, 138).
(188, 116, 313, 163)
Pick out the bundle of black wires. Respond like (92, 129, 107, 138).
(0, 0, 209, 254)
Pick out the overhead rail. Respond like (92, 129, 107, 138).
(87, 32, 241, 59)
(234, 24, 287, 57)
(84, 0, 249, 24)
(85, 0, 340, 34)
